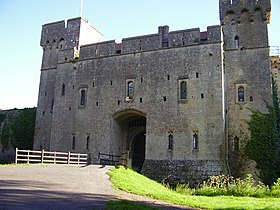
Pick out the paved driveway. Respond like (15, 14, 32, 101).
(0, 165, 116, 210)
(0, 164, 193, 210)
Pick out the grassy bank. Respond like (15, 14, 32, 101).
(108, 166, 280, 210)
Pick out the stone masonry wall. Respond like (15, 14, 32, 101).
(142, 159, 222, 187)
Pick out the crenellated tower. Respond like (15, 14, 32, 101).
(220, 0, 272, 176)
(34, 18, 103, 150)
(220, 0, 271, 49)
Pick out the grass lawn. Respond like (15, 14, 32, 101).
(108, 166, 280, 210)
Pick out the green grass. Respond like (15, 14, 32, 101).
(108, 166, 280, 210)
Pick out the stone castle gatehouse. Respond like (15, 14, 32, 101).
(34, 0, 272, 185)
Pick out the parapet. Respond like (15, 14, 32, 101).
(219, 0, 271, 24)
(40, 17, 103, 51)
(77, 25, 221, 60)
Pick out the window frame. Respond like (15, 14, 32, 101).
(178, 78, 188, 103)
(79, 85, 88, 108)
(125, 79, 135, 102)
(235, 83, 247, 104)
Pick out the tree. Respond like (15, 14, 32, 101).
(244, 77, 280, 186)
(11, 108, 36, 150)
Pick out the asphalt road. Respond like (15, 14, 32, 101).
(0, 164, 116, 210)
(0, 164, 194, 210)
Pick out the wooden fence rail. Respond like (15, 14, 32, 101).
(15, 148, 88, 165)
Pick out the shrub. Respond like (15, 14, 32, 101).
(271, 178, 280, 198)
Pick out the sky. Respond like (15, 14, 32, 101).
(0, 0, 279, 110)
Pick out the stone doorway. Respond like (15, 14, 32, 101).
(112, 109, 146, 170)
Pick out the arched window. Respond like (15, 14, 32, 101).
(62, 84, 65, 96)
(180, 81, 187, 99)
(238, 86, 245, 102)
(193, 133, 198, 149)
(127, 81, 134, 99)
(168, 133, 173, 150)
(80, 89, 86, 106)
(234, 35, 239, 48)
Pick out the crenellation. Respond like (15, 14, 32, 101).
(122, 34, 160, 54)
(220, 0, 271, 25)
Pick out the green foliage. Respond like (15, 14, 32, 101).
(109, 166, 280, 210)
(0, 113, 5, 124)
(271, 178, 280, 198)
(11, 108, 36, 150)
(195, 174, 270, 198)
(244, 77, 280, 186)
(0, 122, 10, 151)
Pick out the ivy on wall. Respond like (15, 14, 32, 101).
(0, 122, 10, 151)
(0, 108, 36, 152)
(244, 78, 280, 186)
(11, 108, 36, 150)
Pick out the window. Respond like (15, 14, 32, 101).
(234, 35, 239, 48)
(168, 133, 173, 150)
(127, 81, 134, 99)
(72, 136, 76, 150)
(80, 89, 86, 106)
(233, 136, 239, 151)
(180, 81, 187, 99)
(62, 84, 65, 96)
(193, 133, 198, 149)
(238, 86, 245, 102)
(86, 135, 90, 150)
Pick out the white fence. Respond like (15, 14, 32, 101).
(15, 148, 88, 165)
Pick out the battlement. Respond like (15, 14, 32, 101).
(77, 25, 221, 60)
(40, 17, 103, 51)
(219, 0, 271, 24)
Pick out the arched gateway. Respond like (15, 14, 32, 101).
(112, 109, 146, 172)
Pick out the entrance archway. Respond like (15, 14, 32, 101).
(112, 109, 146, 171)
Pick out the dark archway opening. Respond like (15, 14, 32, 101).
(112, 108, 146, 171)
(132, 130, 146, 172)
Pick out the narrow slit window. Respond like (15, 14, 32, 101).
(168, 133, 173, 150)
(180, 81, 187, 99)
(193, 133, 198, 149)
(86, 136, 90, 150)
(62, 84, 65, 96)
(238, 86, 245, 102)
(234, 35, 239, 48)
(234, 136, 239, 152)
(72, 136, 76, 150)
(80, 89, 86, 106)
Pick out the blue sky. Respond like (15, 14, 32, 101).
(0, 0, 279, 110)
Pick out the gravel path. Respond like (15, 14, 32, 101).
(0, 164, 195, 210)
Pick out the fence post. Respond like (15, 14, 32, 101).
(27, 150, 30, 164)
(41, 149, 44, 164)
(67, 151, 71, 164)
(54, 151, 56, 164)
(78, 153, 80, 165)
(15, 148, 18, 164)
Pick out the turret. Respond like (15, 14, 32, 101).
(40, 17, 103, 69)
(220, 0, 271, 49)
